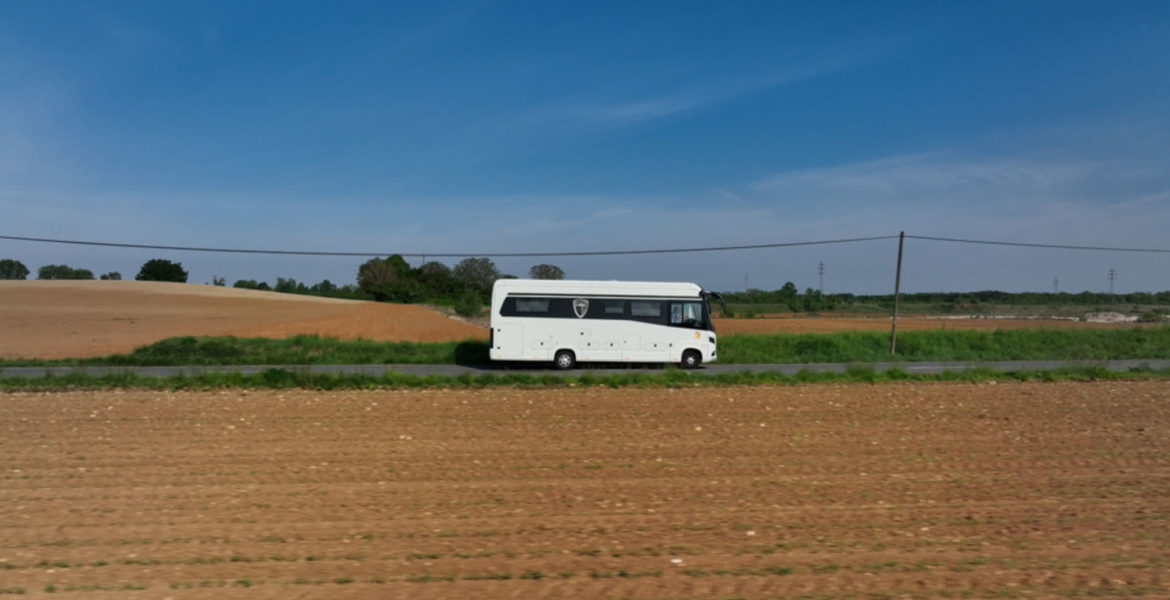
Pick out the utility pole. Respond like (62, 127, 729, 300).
(818, 261, 825, 293)
(889, 232, 905, 355)
(1108, 268, 1116, 295)
(1053, 278, 1059, 294)
(744, 274, 749, 292)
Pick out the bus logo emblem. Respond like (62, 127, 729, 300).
(572, 298, 589, 318)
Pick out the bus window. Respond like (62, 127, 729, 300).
(631, 301, 661, 318)
(515, 298, 550, 313)
(670, 302, 705, 328)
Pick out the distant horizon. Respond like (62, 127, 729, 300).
(3, 257, 1166, 298)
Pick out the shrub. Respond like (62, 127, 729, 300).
(136, 259, 188, 283)
(454, 290, 483, 317)
(38, 264, 94, 280)
(0, 258, 30, 280)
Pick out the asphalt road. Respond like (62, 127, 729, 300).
(2, 359, 1168, 379)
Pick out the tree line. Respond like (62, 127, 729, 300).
(0, 256, 565, 316)
(11, 255, 1164, 312)
(0, 258, 186, 283)
(723, 283, 1170, 312)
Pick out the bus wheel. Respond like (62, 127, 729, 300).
(554, 350, 576, 370)
(681, 350, 702, 369)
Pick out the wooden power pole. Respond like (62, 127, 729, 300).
(890, 231, 905, 355)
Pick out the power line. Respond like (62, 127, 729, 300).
(0, 233, 898, 258)
(3, 232, 1168, 258)
(906, 235, 1170, 254)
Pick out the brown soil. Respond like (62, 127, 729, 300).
(2, 382, 1167, 599)
(0, 281, 487, 359)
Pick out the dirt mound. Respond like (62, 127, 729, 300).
(0, 280, 487, 359)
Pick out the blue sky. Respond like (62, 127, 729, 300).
(2, 0, 1168, 293)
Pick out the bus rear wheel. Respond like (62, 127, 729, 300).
(681, 350, 702, 369)
(554, 350, 576, 370)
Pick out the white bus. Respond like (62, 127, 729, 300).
(489, 279, 722, 369)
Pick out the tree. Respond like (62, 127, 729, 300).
(211, 276, 226, 286)
(417, 261, 455, 296)
(357, 255, 422, 302)
(358, 256, 402, 301)
(0, 259, 30, 280)
(310, 279, 338, 294)
(100, 272, 122, 280)
(452, 257, 500, 299)
(529, 264, 565, 280)
(38, 264, 95, 280)
(136, 259, 188, 283)
(274, 277, 308, 294)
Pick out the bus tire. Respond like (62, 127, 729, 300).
(554, 350, 576, 370)
(681, 349, 702, 369)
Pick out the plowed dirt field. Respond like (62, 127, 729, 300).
(3, 382, 1167, 599)
(0, 281, 486, 359)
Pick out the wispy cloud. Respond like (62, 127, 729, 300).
(745, 152, 1170, 247)
(517, 43, 893, 132)
(751, 153, 1094, 209)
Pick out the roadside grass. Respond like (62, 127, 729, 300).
(1, 327, 1167, 367)
(717, 327, 1170, 363)
(1, 365, 1167, 391)
(88, 335, 491, 366)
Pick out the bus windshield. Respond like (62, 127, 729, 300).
(669, 301, 711, 331)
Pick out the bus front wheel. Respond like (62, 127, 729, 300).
(681, 350, 702, 369)
(554, 350, 576, 370)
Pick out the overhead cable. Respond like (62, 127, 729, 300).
(906, 235, 1170, 254)
(3, 232, 1168, 257)
(0, 233, 898, 258)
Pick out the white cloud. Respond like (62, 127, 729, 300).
(515, 42, 891, 132)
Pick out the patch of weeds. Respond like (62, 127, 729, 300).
(519, 570, 545, 580)
(462, 573, 512, 581)
(453, 551, 494, 559)
(35, 560, 72, 569)
(405, 574, 455, 583)
(0, 588, 25, 595)
(333, 577, 354, 584)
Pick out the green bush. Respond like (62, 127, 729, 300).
(454, 290, 483, 318)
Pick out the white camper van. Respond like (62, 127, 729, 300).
(489, 279, 721, 369)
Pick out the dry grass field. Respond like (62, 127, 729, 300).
(2, 382, 1168, 599)
(0, 281, 487, 359)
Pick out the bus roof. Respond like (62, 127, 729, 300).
(491, 279, 704, 298)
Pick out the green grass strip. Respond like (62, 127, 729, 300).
(1, 327, 1167, 367)
(2, 366, 1168, 391)
(717, 327, 1170, 363)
